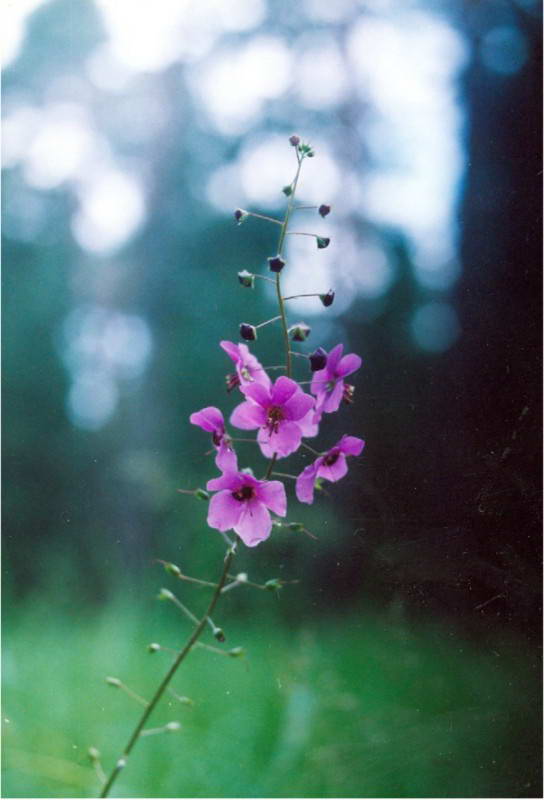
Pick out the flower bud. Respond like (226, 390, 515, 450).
(213, 626, 226, 642)
(235, 572, 248, 583)
(282, 185, 293, 197)
(165, 721, 181, 732)
(147, 642, 161, 653)
(106, 676, 122, 688)
(237, 270, 255, 288)
(234, 208, 248, 225)
(239, 323, 257, 341)
(316, 236, 330, 249)
(265, 578, 283, 591)
(318, 204, 331, 218)
(288, 322, 311, 342)
(228, 647, 245, 657)
(299, 142, 314, 157)
(288, 521, 305, 532)
(158, 588, 175, 601)
(164, 561, 182, 577)
(309, 347, 327, 371)
(194, 488, 210, 501)
(289, 134, 300, 146)
(268, 255, 286, 273)
(319, 290, 335, 307)
(88, 747, 101, 762)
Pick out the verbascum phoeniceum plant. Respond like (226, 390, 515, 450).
(94, 135, 364, 798)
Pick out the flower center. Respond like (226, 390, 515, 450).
(212, 430, 223, 446)
(232, 485, 256, 502)
(323, 451, 339, 467)
(266, 405, 284, 433)
(326, 379, 336, 393)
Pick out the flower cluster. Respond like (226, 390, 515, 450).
(188, 135, 364, 548)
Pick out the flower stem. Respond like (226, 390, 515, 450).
(99, 547, 235, 798)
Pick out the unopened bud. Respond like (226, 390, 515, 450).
(265, 578, 283, 591)
(288, 322, 311, 342)
(268, 255, 286, 273)
(213, 626, 226, 642)
(288, 522, 305, 532)
(299, 142, 314, 157)
(235, 572, 248, 583)
(240, 323, 257, 341)
(237, 270, 255, 288)
(116, 758, 126, 770)
(282, 184, 293, 197)
(309, 347, 327, 372)
(194, 488, 210, 501)
(234, 208, 248, 225)
(318, 204, 331, 218)
(88, 747, 101, 762)
(228, 647, 245, 658)
(164, 562, 182, 577)
(158, 588, 175, 601)
(343, 384, 355, 404)
(272, 519, 283, 528)
(319, 290, 335, 307)
(316, 236, 330, 249)
(147, 642, 161, 653)
(106, 676, 122, 688)
(289, 134, 300, 146)
(165, 721, 181, 732)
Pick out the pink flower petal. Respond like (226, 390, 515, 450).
(270, 376, 298, 406)
(257, 480, 287, 516)
(220, 340, 240, 364)
(240, 382, 271, 408)
(337, 353, 362, 378)
(310, 369, 328, 397)
(298, 408, 319, 438)
(322, 380, 344, 413)
(207, 472, 240, 491)
(207, 489, 243, 532)
(230, 400, 266, 430)
(215, 442, 238, 472)
(234, 499, 272, 547)
(338, 435, 365, 456)
(189, 406, 224, 433)
(282, 389, 315, 421)
(317, 452, 348, 482)
(295, 462, 320, 504)
(326, 344, 344, 375)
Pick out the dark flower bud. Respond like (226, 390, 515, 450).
(268, 255, 286, 273)
(289, 134, 300, 146)
(343, 384, 355, 404)
(213, 626, 226, 642)
(319, 290, 335, 307)
(234, 208, 248, 225)
(282, 184, 293, 197)
(240, 323, 257, 341)
(316, 236, 330, 249)
(309, 347, 327, 371)
(226, 373, 240, 392)
(318, 204, 331, 218)
(306, 150, 315, 158)
(288, 322, 311, 342)
(237, 270, 255, 288)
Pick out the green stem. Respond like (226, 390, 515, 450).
(99, 548, 235, 798)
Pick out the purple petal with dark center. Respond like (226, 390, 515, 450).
(317, 452, 348, 482)
(207, 471, 241, 492)
(207, 489, 243, 532)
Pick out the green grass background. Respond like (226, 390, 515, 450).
(3, 583, 540, 799)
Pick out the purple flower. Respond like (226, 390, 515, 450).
(296, 435, 365, 504)
(310, 344, 362, 415)
(230, 376, 315, 458)
(220, 340, 271, 392)
(206, 466, 286, 547)
(189, 406, 236, 471)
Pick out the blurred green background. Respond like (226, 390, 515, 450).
(2, 0, 542, 797)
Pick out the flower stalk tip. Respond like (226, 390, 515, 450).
(237, 270, 255, 288)
(239, 323, 257, 341)
(288, 322, 311, 342)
